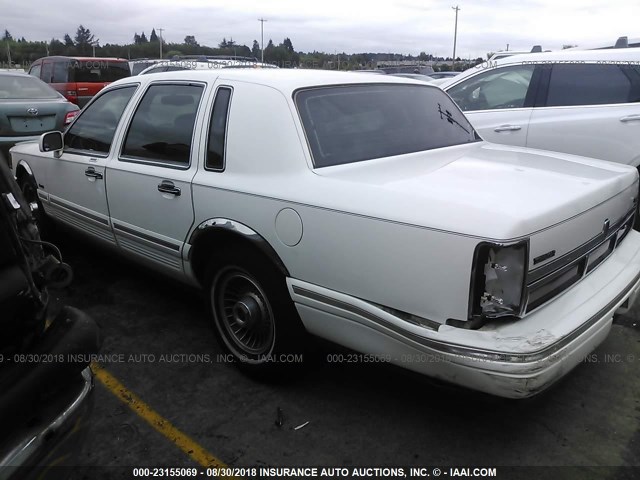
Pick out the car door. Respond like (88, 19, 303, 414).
(526, 63, 640, 166)
(106, 82, 206, 275)
(445, 64, 538, 146)
(44, 85, 138, 244)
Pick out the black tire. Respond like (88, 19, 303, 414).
(205, 247, 307, 376)
(18, 175, 51, 237)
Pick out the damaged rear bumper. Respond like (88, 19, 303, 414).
(288, 231, 640, 399)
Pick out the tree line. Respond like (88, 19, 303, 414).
(1, 25, 481, 71)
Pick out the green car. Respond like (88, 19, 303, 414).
(0, 71, 79, 164)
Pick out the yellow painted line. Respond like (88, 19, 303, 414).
(92, 362, 239, 479)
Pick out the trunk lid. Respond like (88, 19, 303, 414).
(313, 141, 637, 239)
(1, 99, 69, 136)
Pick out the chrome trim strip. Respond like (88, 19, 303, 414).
(16, 160, 33, 176)
(293, 270, 640, 363)
(0, 368, 93, 468)
(50, 197, 109, 225)
(529, 207, 635, 284)
(113, 222, 181, 251)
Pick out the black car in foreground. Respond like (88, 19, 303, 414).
(0, 152, 101, 479)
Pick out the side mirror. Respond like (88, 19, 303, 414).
(39, 131, 63, 158)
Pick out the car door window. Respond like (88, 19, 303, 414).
(121, 83, 204, 167)
(448, 65, 535, 111)
(206, 87, 232, 171)
(546, 64, 640, 107)
(29, 64, 41, 78)
(41, 62, 53, 83)
(64, 86, 137, 155)
(52, 61, 69, 83)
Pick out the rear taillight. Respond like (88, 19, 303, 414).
(468, 240, 529, 320)
(64, 110, 79, 125)
(65, 90, 78, 104)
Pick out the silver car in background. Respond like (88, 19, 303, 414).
(0, 72, 79, 163)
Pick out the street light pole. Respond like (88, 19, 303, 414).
(158, 28, 164, 59)
(452, 5, 460, 69)
(91, 39, 100, 57)
(258, 18, 267, 62)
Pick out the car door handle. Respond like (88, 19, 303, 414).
(84, 167, 103, 180)
(494, 125, 522, 132)
(157, 182, 181, 196)
(619, 115, 640, 123)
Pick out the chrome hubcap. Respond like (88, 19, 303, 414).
(214, 270, 275, 359)
(231, 292, 265, 329)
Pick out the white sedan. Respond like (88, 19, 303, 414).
(10, 69, 640, 398)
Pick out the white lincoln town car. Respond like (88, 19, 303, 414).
(9, 69, 640, 398)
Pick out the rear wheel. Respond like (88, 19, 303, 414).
(206, 248, 306, 375)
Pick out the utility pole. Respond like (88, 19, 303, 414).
(258, 18, 267, 62)
(158, 28, 164, 58)
(451, 5, 460, 69)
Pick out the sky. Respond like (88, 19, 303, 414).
(2, 0, 640, 58)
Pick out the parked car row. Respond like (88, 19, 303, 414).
(9, 67, 640, 399)
(440, 48, 640, 168)
(137, 58, 278, 75)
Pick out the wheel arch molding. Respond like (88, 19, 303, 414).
(15, 159, 35, 181)
(188, 218, 290, 283)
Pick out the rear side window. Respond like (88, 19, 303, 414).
(546, 64, 640, 106)
(65, 86, 137, 154)
(447, 65, 536, 111)
(206, 87, 232, 170)
(69, 60, 130, 82)
(41, 62, 53, 83)
(52, 61, 69, 83)
(296, 84, 479, 168)
(122, 84, 204, 167)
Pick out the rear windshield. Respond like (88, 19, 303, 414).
(295, 84, 479, 168)
(0, 74, 59, 99)
(68, 60, 130, 83)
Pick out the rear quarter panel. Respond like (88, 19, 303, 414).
(190, 80, 477, 324)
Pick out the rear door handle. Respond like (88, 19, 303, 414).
(157, 181, 181, 196)
(84, 167, 103, 180)
(619, 115, 640, 122)
(494, 125, 522, 132)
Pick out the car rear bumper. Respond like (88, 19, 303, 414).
(288, 231, 640, 398)
(0, 306, 101, 478)
(0, 368, 94, 480)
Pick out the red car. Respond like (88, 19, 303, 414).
(28, 56, 130, 107)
